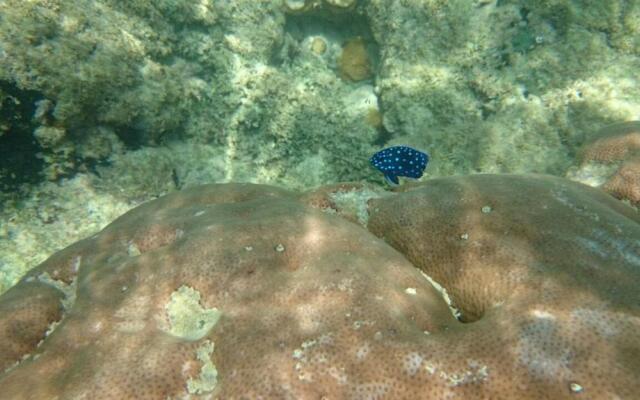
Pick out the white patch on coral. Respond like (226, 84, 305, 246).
(424, 361, 437, 375)
(435, 359, 489, 387)
(419, 270, 461, 319)
(530, 309, 555, 320)
(405, 287, 417, 295)
(163, 285, 221, 341)
(566, 162, 618, 188)
(328, 366, 348, 385)
(329, 187, 386, 227)
(355, 342, 370, 361)
(515, 318, 572, 380)
(403, 352, 423, 376)
(293, 333, 338, 383)
(186, 340, 218, 394)
(292, 349, 304, 360)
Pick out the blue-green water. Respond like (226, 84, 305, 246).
(0, 1, 639, 398)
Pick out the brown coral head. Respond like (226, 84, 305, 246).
(2, 179, 639, 398)
(338, 37, 373, 82)
(580, 120, 640, 163)
(603, 159, 640, 206)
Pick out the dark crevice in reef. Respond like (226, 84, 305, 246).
(372, 126, 393, 147)
(278, 9, 379, 74)
(0, 80, 46, 194)
(112, 125, 149, 151)
(0, 81, 114, 199)
(280, 7, 387, 149)
(284, 10, 375, 40)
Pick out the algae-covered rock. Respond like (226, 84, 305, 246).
(1, 0, 638, 185)
(2, 0, 637, 188)
(365, 0, 640, 176)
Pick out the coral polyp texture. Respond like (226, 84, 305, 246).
(572, 121, 640, 206)
(1, 175, 639, 399)
(603, 159, 640, 206)
(580, 121, 640, 163)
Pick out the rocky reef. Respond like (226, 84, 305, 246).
(0, 175, 638, 398)
(1, 0, 639, 186)
(569, 121, 640, 206)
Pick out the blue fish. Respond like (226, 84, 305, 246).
(369, 145, 429, 185)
